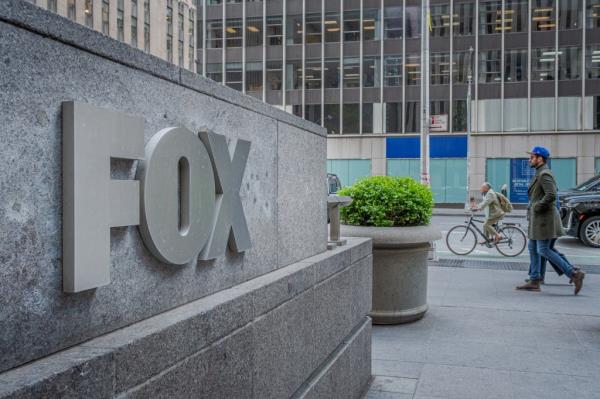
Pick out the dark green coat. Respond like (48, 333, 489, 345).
(527, 164, 565, 240)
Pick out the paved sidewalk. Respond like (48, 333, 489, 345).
(366, 266, 600, 399)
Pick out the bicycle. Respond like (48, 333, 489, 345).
(446, 211, 527, 257)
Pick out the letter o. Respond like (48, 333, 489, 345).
(137, 127, 216, 264)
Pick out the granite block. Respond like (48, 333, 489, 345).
(349, 237, 373, 264)
(306, 244, 352, 282)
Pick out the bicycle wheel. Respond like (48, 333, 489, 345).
(446, 225, 477, 255)
(495, 225, 527, 257)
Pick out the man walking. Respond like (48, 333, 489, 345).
(471, 182, 504, 244)
(516, 147, 585, 294)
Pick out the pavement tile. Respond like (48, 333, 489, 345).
(372, 359, 424, 379)
(369, 376, 418, 394)
(367, 391, 412, 399)
(510, 371, 600, 399)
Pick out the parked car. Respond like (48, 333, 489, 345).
(559, 174, 600, 198)
(560, 192, 600, 248)
(327, 173, 342, 195)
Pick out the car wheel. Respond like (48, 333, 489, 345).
(579, 216, 600, 248)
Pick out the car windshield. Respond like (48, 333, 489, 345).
(574, 175, 600, 191)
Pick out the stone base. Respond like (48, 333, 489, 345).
(371, 304, 429, 325)
(0, 238, 372, 399)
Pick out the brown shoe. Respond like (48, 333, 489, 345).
(516, 280, 541, 291)
(572, 270, 585, 295)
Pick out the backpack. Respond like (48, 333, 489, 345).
(495, 192, 513, 213)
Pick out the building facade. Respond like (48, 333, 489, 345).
(195, 0, 600, 203)
(29, 0, 197, 71)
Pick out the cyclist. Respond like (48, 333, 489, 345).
(471, 182, 505, 244)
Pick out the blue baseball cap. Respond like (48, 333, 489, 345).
(527, 146, 550, 159)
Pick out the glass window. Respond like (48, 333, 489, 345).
(559, 0, 582, 29)
(430, 4, 450, 37)
(324, 13, 341, 42)
(595, 96, 600, 129)
(144, 0, 150, 52)
(558, 47, 581, 80)
(207, 0, 221, 4)
(305, 104, 322, 125)
(363, 9, 380, 41)
(246, 62, 263, 94)
(588, 46, 600, 79)
(286, 15, 302, 45)
(431, 53, 450, 85)
(532, 48, 556, 80)
(325, 104, 340, 134)
(558, 97, 582, 130)
(504, 98, 528, 131)
(131, 0, 137, 47)
(405, 102, 420, 132)
(47, 0, 57, 12)
(266, 61, 282, 90)
(207, 63, 223, 82)
(505, 49, 528, 82)
(588, 0, 600, 28)
(305, 59, 322, 89)
(85, 0, 93, 28)
(531, 97, 555, 130)
(324, 58, 340, 88)
(292, 105, 302, 118)
(102, 0, 109, 35)
(343, 57, 360, 88)
(266, 16, 283, 45)
(226, 19, 242, 47)
(384, 6, 403, 39)
(226, 62, 243, 91)
(363, 56, 380, 88)
(384, 55, 402, 87)
(343, 104, 360, 134)
(477, 99, 502, 131)
(118, 0, 125, 42)
(178, 3, 184, 66)
(286, 59, 302, 90)
(306, 13, 322, 44)
(453, 2, 474, 36)
(405, 55, 421, 86)
(479, 50, 502, 83)
(532, 0, 556, 31)
(207, 21, 223, 48)
(453, 50, 473, 84)
(363, 103, 374, 134)
(68, 0, 76, 20)
(385, 103, 402, 133)
(344, 10, 361, 41)
(479, 1, 502, 34)
(504, 0, 529, 32)
(430, 101, 449, 121)
(453, 100, 468, 132)
(189, 9, 195, 70)
(405, 6, 421, 38)
(246, 16, 263, 46)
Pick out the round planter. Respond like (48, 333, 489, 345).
(341, 224, 441, 325)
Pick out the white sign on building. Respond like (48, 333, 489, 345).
(430, 114, 448, 132)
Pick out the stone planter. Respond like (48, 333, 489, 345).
(341, 224, 441, 324)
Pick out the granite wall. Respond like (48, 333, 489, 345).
(0, 2, 372, 397)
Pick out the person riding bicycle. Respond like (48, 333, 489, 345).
(471, 182, 505, 244)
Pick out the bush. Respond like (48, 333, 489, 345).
(338, 176, 433, 227)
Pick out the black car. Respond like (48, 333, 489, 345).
(560, 192, 600, 248)
(559, 174, 600, 197)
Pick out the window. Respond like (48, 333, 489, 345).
(306, 13, 321, 44)
(405, 6, 421, 38)
(325, 13, 341, 43)
(286, 60, 302, 90)
(385, 103, 402, 133)
(344, 10, 360, 41)
(267, 16, 283, 45)
(47, 0, 57, 12)
(246, 62, 263, 95)
(84, 0, 93, 28)
(246, 16, 263, 47)
(558, 97, 582, 130)
(207, 0, 221, 3)
(453, 100, 468, 132)
(588, 46, 600, 79)
(384, 6, 402, 39)
(305, 104, 322, 125)
(207, 63, 223, 82)
(477, 99, 502, 131)
(189, 9, 195, 70)
(118, 0, 125, 42)
(207, 21, 223, 48)
(292, 105, 302, 118)
(531, 97, 555, 130)
(324, 58, 340, 88)
(343, 57, 360, 88)
(532, 48, 556, 80)
(558, 47, 581, 80)
(305, 59, 322, 90)
(325, 104, 340, 134)
(131, 0, 137, 47)
(226, 62, 243, 91)
(286, 15, 302, 45)
(454, 2, 474, 36)
(588, 0, 600, 28)
(504, 0, 528, 32)
(405, 102, 420, 132)
(430, 101, 449, 122)
(363, 103, 374, 134)
(266, 61, 282, 91)
(430, 4, 450, 37)
(102, 0, 109, 35)
(453, 51, 473, 84)
(532, 0, 556, 31)
(431, 53, 450, 85)
(166, 0, 173, 62)
(343, 104, 360, 134)
(559, 0, 582, 29)
(594, 96, 600, 129)
(363, 56, 380, 88)
(505, 49, 528, 82)
(405, 55, 421, 86)
(504, 98, 528, 131)
(384, 56, 402, 87)
(363, 9, 380, 41)
(479, 50, 502, 83)
(226, 19, 242, 47)
(68, 0, 76, 20)
(479, 1, 502, 34)
(144, 0, 150, 52)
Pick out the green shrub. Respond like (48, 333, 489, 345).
(338, 176, 433, 227)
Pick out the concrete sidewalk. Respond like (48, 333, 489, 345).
(433, 207, 527, 218)
(366, 266, 600, 399)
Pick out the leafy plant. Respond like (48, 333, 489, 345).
(338, 176, 433, 227)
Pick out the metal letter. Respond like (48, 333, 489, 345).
(62, 101, 144, 293)
(198, 131, 252, 260)
(137, 127, 216, 264)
